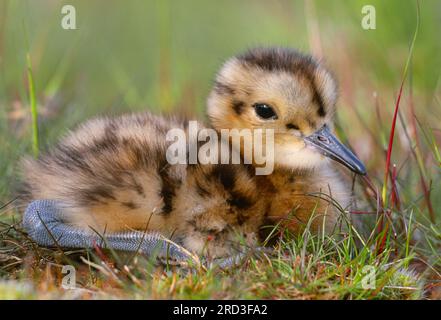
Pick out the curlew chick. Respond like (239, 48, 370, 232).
(19, 47, 365, 258)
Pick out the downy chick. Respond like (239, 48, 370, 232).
(19, 47, 365, 258)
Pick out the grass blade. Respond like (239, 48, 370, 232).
(381, 0, 420, 206)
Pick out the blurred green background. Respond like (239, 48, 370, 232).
(0, 0, 440, 203)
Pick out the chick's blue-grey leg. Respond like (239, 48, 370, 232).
(22, 199, 195, 264)
(23, 200, 258, 268)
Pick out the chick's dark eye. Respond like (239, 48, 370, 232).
(253, 103, 277, 120)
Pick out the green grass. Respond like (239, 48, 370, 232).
(0, 216, 430, 299)
(0, 0, 440, 299)
(25, 51, 39, 158)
